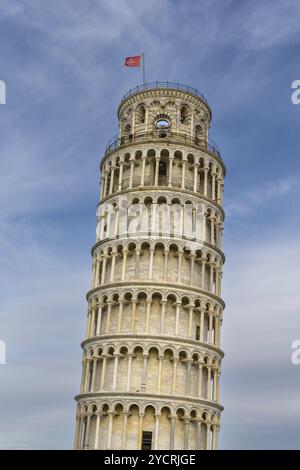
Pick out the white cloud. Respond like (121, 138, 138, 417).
(225, 176, 299, 217)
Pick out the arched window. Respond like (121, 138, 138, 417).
(180, 105, 190, 124)
(156, 118, 170, 129)
(158, 161, 167, 176)
(136, 105, 146, 124)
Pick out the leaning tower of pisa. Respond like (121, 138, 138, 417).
(74, 82, 226, 450)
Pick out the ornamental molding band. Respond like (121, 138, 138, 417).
(74, 82, 226, 450)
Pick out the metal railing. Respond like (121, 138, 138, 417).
(120, 82, 208, 105)
(104, 131, 222, 159)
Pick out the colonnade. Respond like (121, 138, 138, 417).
(85, 293, 222, 348)
(96, 198, 223, 250)
(100, 148, 224, 204)
(80, 345, 220, 403)
(74, 402, 220, 450)
(91, 243, 223, 297)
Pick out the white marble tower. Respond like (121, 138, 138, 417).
(74, 82, 226, 450)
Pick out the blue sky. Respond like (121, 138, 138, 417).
(1, 0, 300, 449)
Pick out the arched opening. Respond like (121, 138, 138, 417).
(180, 105, 190, 124)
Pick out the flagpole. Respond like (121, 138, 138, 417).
(142, 53, 145, 85)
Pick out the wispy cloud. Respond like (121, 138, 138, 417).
(225, 176, 299, 217)
(0, 0, 300, 450)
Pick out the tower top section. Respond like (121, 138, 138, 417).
(103, 82, 223, 165)
(117, 81, 212, 139)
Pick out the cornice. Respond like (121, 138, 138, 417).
(98, 186, 225, 220)
(86, 280, 226, 309)
(81, 333, 224, 358)
(75, 391, 224, 412)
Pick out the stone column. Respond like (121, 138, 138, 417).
(85, 310, 91, 338)
(212, 425, 220, 450)
(100, 213, 105, 240)
(200, 309, 205, 342)
(198, 363, 203, 398)
(145, 107, 149, 131)
(83, 413, 91, 449)
(154, 415, 160, 450)
(112, 353, 119, 390)
(177, 250, 183, 283)
(184, 418, 190, 450)
(100, 175, 105, 199)
(181, 159, 186, 189)
(175, 302, 180, 335)
(89, 307, 96, 337)
(141, 353, 148, 391)
(121, 249, 128, 281)
(163, 249, 169, 281)
(213, 369, 218, 401)
(137, 414, 144, 449)
(131, 299, 137, 333)
(210, 217, 215, 244)
(122, 412, 128, 450)
(208, 313, 213, 344)
(96, 304, 103, 335)
(168, 157, 174, 187)
(203, 167, 209, 197)
(190, 252, 196, 286)
(73, 413, 80, 449)
(201, 257, 206, 290)
(105, 301, 112, 334)
(103, 170, 108, 198)
(91, 357, 97, 391)
(78, 416, 84, 449)
(172, 357, 178, 394)
(135, 249, 140, 278)
(217, 177, 222, 203)
(160, 300, 166, 334)
(114, 207, 119, 237)
(157, 355, 163, 393)
(209, 262, 214, 293)
(170, 416, 176, 450)
(145, 299, 151, 333)
(100, 355, 107, 390)
(211, 172, 216, 201)
(196, 420, 202, 450)
(188, 305, 194, 338)
(141, 156, 146, 186)
(109, 166, 115, 194)
(206, 423, 211, 450)
(149, 247, 154, 279)
(185, 361, 192, 395)
(101, 255, 107, 285)
(94, 412, 101, 450)
(207, 366, 211, 400)
(154, 157, 160, 186)
(110, 249, 117, 282)
(203, 212, 207, 242)
(126, 354, 133, 391)
(94, 255, 100, 288)
(107, 412, 114, 450)
(193, 163, 199, 192)
(84, 358, 91, 392)
(118, 162, 124, 191)
(217, 370, 221, 402)
(117, 299, 124, 333)
(215, 268, 220, 296)
(215, 317, 220, 347)
(129, 159, 135, 188)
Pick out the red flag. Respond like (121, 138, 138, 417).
(124, 55, 141, 67)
